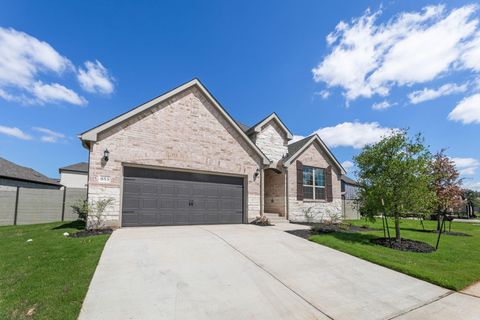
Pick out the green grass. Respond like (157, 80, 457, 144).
(0, 221, 109, 320)
(309, 218, 480, 291)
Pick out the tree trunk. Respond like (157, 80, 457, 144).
(394, 214, 401, 242)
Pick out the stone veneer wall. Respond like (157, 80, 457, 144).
(287, 142, 342, 222)
(87, 87, 263, 227)
(264, 169, 286, 216)
(252, 120, 288, 162)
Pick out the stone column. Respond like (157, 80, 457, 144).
(260, 168, 264, 216)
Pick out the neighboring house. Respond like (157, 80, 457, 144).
(341, 176, 361, 219)
(59, 162, 88, 188)
(0, 157, 61, 190)
(79, 79, 346, 227)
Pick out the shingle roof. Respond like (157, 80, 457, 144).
(341, 175, 359, 186)
(59, 162, 88, 173)
(283, 135, 314, 162)
(0, 157, 61, 186)
(234, 120, 250, 132)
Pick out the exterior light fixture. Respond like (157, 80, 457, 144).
(254, 168, 260, 179)
(103, 149, 110, 162)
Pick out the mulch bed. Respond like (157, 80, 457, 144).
(286, 223, 379, 240)
(70, 229, 113, 238)
(370, 237, 436, 253)
(286, 229, 312, 239)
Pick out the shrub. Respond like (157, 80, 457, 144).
(72, 198, 114, 230)
(71, 200, 89, 221)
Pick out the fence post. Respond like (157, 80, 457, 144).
(61, 187, 67, 221)
(13, 187, 20, 225)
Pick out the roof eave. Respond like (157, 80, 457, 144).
(284, 135, 346, 174)
(78, 79, 271, 165)
(246, 113, 294, 140)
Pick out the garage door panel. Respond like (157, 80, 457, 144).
(124, 180, 142, 193)
(142, 198, 157, 209)
(123, 197, 140, 210)
(122, 211, 138, 226)
(141, 184, 158, 194)
(122, 168, 244, 227)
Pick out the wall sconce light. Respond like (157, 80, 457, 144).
(254, 168, 260, 179)
(103, 149, 110, 162)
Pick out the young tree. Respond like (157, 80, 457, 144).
(431, 150, 463, 230)
(354, 130, 436, 242)
(463, 189, 479, 218)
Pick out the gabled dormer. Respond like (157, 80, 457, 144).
(246, 113, 293, 162)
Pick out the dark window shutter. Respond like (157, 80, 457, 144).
(326, 166, 333, 202)
(296, 160, 304, 201)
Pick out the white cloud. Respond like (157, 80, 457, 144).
(32, 81, 87, 105)
(0, 125, 32, 140)
(0, 27, 115, 105)
(77, 60, 114, 94)
(0, 27, 87, 105)
(464, 180, 480, 191)
(448, 94, 480, 124)
(341, 160, 354, 172)
(0, 27, 71, 88)
(314, 90, 330, 99)
(289, 135, 305, 144)
(451, 157, 479, 175)
(372, 100, 395, 110)
(312, 5, 480, 103)
(462, 31, 480, 71)
(32, 127, 66, 143)
(408, 83, 468, 104)
(313, 121, 395, 149)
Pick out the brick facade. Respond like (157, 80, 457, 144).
(286, 142, 342, 222)
(87, 87, 263, 227)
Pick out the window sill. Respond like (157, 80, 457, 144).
(303, 199, 327, 203)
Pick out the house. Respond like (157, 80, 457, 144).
(341, 175, 361, 219)
(79, 79, 346, 227)
(59, 162, 88, 188)
(0, 157, 61, 190)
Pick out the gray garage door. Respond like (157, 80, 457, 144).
(122, 167, 244, 227)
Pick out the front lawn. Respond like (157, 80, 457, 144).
(309, 218, 480, 291)
(0, 221, 109, 320)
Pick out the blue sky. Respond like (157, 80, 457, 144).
(0, 0, 479, 190)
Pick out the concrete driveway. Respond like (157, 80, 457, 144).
(79, 224, 480, 320)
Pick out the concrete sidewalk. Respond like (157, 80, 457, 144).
(79, 224, 480, 320)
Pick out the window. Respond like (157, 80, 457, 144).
(303, 166, 325, 200)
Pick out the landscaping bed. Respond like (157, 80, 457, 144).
(0, 221, 109, 320)
(370, 237, 436, 253)
(70, 228, 113, 238)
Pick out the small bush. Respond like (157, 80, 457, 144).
(72, 198, 114, 230)
(71, 200, 89, 221)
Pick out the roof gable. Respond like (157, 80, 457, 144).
(79, 79, 270, 165)
(284, 135, 346, 174)
(246, 113, 293, 140)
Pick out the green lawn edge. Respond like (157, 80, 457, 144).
(308, 218, 480, 291)
(0, 221, 109, 320)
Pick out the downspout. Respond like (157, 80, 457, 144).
(260, 166, 264, 216)
(285, 167, 289, 221)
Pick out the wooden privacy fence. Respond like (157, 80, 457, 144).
(0, 187, 87, 226)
